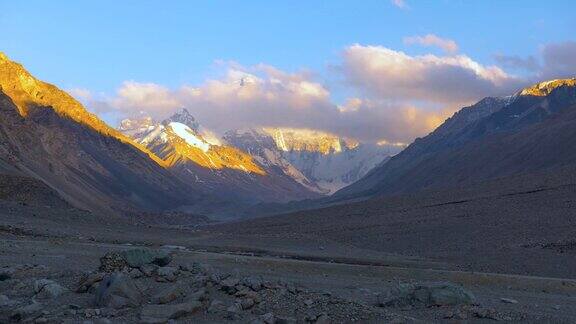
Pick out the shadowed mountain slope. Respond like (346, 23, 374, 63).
(332, 78, 576, 202)
(0, 53, 206, 215)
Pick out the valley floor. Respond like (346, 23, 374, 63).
(1, 180, 576, 323)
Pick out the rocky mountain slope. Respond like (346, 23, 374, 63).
(332, 78, 576, 202)
(0, 52, 206, 216)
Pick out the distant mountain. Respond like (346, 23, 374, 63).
(332, 78, 576, 202)
(119, 111, 322, 215)
(224, 128, 403, 194)
(0, 52, 204, 216)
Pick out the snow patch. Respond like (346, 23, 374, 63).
(168, 122, 211, 152)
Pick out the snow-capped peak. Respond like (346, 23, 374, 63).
(168, 122, 211, 152)
(118, 116, 155, 137)
(164, 108, 200, 132)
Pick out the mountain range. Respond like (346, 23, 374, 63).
(331, 78, 576, 203)
(118, 111, 402, 209)
(2, 51, 576, 222)
(0, 52, 398, 219)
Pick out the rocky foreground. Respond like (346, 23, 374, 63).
(0, 247, 522, 323)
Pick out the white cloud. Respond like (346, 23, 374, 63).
(341, 44, 523, 104)
(92, 62, 449, 143)
(404, 34, 459, 53)
(112, 81, 180, 113)
(391, 0, 408, 9)
(493, 54, 539, 72)
(86, 41, 576, 145)
(67, 88, 92, 101)
(539, 41, 576, 80)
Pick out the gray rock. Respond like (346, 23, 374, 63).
(94, 273, 142, 309)
(316, 314, 331, 324)
(242, 276, 263, 291)
(260, 312, 276, 324)
(11, 301, 44, 321)
(99, 249, 172, 272)
(99, 252, 128, 272)
(240, 297, 255, 310)
(0, 294, 16, 307)
(77, 272, 105, 293)
(0, 271, 11, 281)
(275, 316, 297, 324)
(161, 245, 187, 251)
(140, 301, 202, 323)
(140, 264, 159, 277)
(33, 279, 67, 299)
(93, 319, 112, 324)
(378, 282, 476, 307)
(128, 268, 143, 279)
(220, 277, 239, 294)
(122, 249, 172, 268)
(152, 284, 187, 304)
(187, 287, 208, 302)
(500, 297, 518, 304)
(227, 302, 242, 313)
(208, 300, 227, 314)
(236, 290, 261, 303)
(156, 266, 178, 282)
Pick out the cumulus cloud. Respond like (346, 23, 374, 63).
(391, 0, 408, 9)
(404, 34, 459, 53)
(90, 62, 449, 143)
(84, 41, 576, 145)
(493, 54, 539, 72)
(67, 88, 93, 101)
(341, 44, 524, 104)
(111, 81, 181, 113)
(492, 41, 576, 81)
(539, 41, 576, 80)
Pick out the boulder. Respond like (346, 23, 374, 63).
(140, 264, 159, 277)
(208, 300, 227, 314)
(99, 249, 172, 272)
(94, 273, 143, 309)
(187, 287, 208, 302)
(121, 249, 172, 268)
(260, 312, 276, 324)
(151, 284, 187, 304)
(140, 301, 202, 323)
(242, 276, 263, 291)
(77, 272, 105, 293)
(33, 279, 67, 299)
(240, 297, 256, 310)
(156, 266, 178, 282)
(220, 277, 239, 294)
(10, 301, 44, 321)
(378, 282, 476, 307)
(0, 294, 16, 307)
(0, 271, 11, 281)
(99, 252, 128, 272)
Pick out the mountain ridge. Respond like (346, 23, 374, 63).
(331, 77, 576, 202)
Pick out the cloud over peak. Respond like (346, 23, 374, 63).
(341, 44, 522, 104)
(76, 40, 576, 146)
(404, 34, 459, 53)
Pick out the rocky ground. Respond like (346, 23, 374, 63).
(1, 229, 575, 323)
(0, 243, 550, 324)
(1, 173, 576, 323)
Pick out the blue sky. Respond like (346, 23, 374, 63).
(1, 1, 575, 142)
